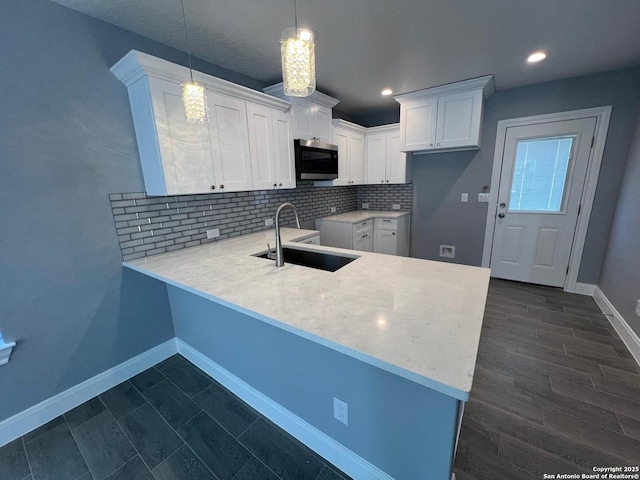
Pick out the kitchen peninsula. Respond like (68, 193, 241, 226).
(125, 227, 490, 480)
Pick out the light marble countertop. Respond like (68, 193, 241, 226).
(124, 227, 489, 400)
(316, 210, 410, 223)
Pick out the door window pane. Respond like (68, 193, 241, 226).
(509, 136, 575, 212)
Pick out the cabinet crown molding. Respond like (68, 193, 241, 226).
(332, 119, 368, 134)
(264, 83, 341, 109)
(365, 123, 400, 134)
(110, 50, 291, 111)
(394, 75, 494, 104)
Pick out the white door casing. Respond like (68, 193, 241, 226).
(482, 107, 612, 292)
(490, 118, 596, 287)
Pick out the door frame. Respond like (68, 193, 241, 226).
(481, 106, 612, 293)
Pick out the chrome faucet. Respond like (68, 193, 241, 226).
(274, 202, 301, 267)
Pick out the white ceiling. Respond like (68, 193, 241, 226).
(52, 0, 640, 117)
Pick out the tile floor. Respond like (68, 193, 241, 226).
(0, 355, 351, 480)
(454, 279, 640, 479)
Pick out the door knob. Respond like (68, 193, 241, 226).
(498, 213, 505, 218)
(499, 203, 506, 208)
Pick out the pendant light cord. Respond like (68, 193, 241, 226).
(294, 0, 298, 30)
(180, 0, 194, 82)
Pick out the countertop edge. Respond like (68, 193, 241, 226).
(124, 261, 471, 401)
(316, 211, 410, 223)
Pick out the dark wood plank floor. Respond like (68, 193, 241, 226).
(454, 279, 640, 480)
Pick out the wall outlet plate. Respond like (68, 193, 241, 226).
(635, 299, 640, 318)
(206, 228, 220, 239)
(264, 218, 274, 227)
(333, 397, 348, 425)
(392, 204, 401, 210)
(331, 207, 337, 213)
(478, 193, 490, 203)
(362, 203, 369, 209)
(440, 245, 456, 258)
(461, 193, 468, 203)
(0, 341, 16, 366)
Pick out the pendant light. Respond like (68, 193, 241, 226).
(180, 0, 208, 123)
(280, 0, 316, 97)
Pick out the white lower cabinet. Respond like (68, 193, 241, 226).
(315, 214, 409, 256)
(373, 217, 410, 256)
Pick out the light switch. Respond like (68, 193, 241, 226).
(461, 193, 468, 203)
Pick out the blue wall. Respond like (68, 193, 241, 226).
(0, 0, 263, 422)
(168, 285, 459, 480)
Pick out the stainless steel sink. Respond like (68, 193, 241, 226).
(255, 247, 358, 272)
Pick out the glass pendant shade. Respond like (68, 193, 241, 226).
(181, 81, 208, 123)
(281, 27, 316, 97)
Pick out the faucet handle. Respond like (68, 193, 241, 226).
(266, 243, 275, 260)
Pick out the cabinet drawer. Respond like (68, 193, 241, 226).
(352, 219, 373, 235)
(375, 218, 398, 230)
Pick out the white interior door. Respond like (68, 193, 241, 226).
(490, 117, 596, 287)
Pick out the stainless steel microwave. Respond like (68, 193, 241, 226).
(294, 139, 339, 180)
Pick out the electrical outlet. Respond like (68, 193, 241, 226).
(478, 193, 489, 203)
(264, 218, 273, 227)
(331, 207, 337, 213)
(333, 397, 348, 425)
(440, 245, 455, 258)
(635, 299, 640, 318)
(206, 228, 220, 239)
(392, 204, 401, 210)
(362, 203, 369, 209)
(461, 193, 468, 203)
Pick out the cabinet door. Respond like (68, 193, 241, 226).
(207, 92, 254, 192)
(386, 130, 408, 184)
(366, 133, 387, 184)
(400, 98, 437, 152)
(435, 90, 483, 150)
(148, 78, 216, 194)
(292, 99, 314, 140)
(272, 110, 296, 189)
(247, 103, 277, 190)
(313, 105, 333, 143)
(332, 128, 350, 186)
(349, 132, 366, 184)
(374, 229, 397, 255)
(353, 231, 372, 252)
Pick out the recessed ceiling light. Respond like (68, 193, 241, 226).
(527, 51, 547, 63)
(381, 88, 393, 96)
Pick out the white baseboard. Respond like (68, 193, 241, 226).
(0, 339, 177, 447)
(594, 287, 640, 366)
(572, 282, 596, 296)
(176, 339, 395, 480)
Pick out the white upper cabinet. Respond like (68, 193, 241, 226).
(327, 120, 367, 186)
(395, 75, 494, 154)
(263, 83, 339, 143)
(366, 124, 410, 184)
(247, 104, 295, 190)
(207, 92, 253, 192)
(111, 50, 293, 196)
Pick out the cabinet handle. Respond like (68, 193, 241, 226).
(392, 232, 396, 235)
(279, 183, 282, 187)
(429, 143, 433, 147)
(210, 185, 215, 190)
(220, 185, 224, 189)
(273, 183, 277, 187)
(437, 143, 440, 147)
(386, 180, 389, 183)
